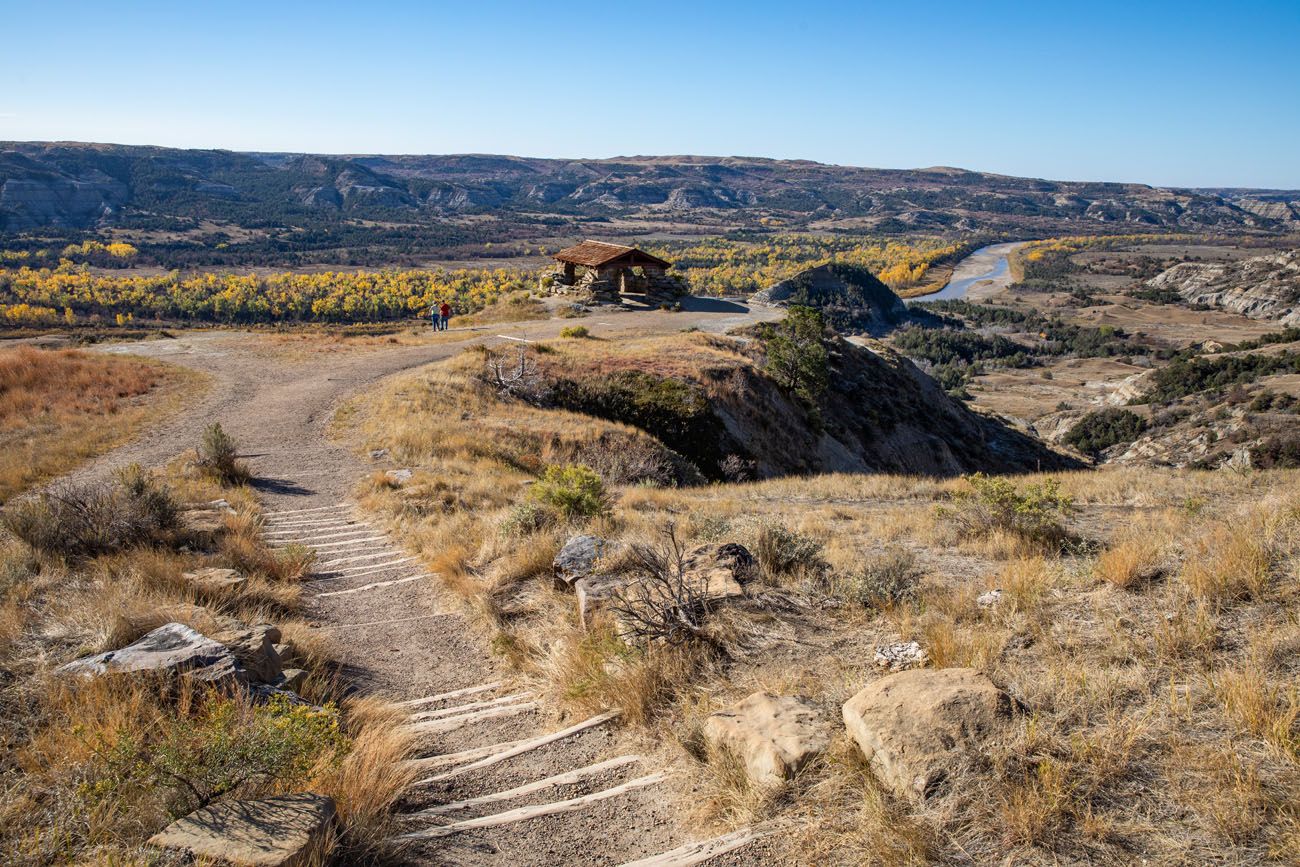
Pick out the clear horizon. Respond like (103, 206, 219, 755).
(4, 0, 1298, 189)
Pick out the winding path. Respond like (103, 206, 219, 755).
(64, 300, 781, 865)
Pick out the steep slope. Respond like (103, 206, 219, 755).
(534, 331, 1076, 479)
(1146, 250, 1300, 325)
(1, 141, 1289, 235)
(751, 263, 907, 334)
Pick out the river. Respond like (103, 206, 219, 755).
(907, 241, 1028, 304)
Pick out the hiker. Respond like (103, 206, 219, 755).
(430, 303, 441, 331)
(439, 300, 452, 331)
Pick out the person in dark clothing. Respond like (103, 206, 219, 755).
(439, 301, 452, 331)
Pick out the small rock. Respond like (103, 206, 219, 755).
(574, 573, 630, 625)
(59, 623, 244, 685)
(180, 509, 228, 536)
(213, 624, 284, 684)
(554, 534, 608, 586)
(277, 668, 308, 692)
(681, 542, 754, 601)
(842, 668, 1014, 801)
(183, 567, 246, 592)
(385, 469, 413, 484)
(183, 499, 235, 514)
(148, 792, 336, 866)
(704, 692, 831, 785)
(273, 642, 297, 665)
(976, 589, 1003, 608)
(369, 448, 389, 460)
(874, 641, 927, 672)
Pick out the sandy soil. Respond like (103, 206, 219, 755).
(56, 298, 781, 866)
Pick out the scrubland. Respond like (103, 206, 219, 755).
(0, 437, 411, 864)
(348, 339, 1300, 865)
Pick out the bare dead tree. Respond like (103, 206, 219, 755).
(609, 522, 710, 645)
(482, 345, 541, 398)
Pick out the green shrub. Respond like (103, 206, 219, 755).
(1063, 408, 1148, 456)
(942, 473, 1074, 550)
(531, 464, 608, 520)
(559, 325, 590, 339)
(88, 693, 347, 817)
(754, 524, 825, 583)
(196, 422, 251, 486)
(840, 548, 923, 608)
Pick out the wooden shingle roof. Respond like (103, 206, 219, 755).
(553, 240, 671, 269)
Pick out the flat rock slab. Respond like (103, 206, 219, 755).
(59, 622, 244, 685)
(554, 534, 608, 586)
(184, 567, 247, 592)
(149, 792, 336, 866)
(705, 692, 830, 785)
(181, 509, 230, 535)
(842, 667, 1013, 801)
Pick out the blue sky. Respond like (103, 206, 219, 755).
(3, 0, 1298, 187)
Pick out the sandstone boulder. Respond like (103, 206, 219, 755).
(842, 667, 1013, 801)
(554, 534, 608, 586)
(148, 792, 336, 866)
(704, 692, 830, 785)
(59, 623, 244, 685)
(212, 623, 284, 684)
(276, 668, 308, 692)
(682, 542, 754, 600)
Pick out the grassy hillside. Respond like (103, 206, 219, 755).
(345, 330, 1300, 865)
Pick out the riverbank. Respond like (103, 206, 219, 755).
(907, 241, 1028, 303)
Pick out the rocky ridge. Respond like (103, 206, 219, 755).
(2, 142, 1295, 234)
(1146, 250, 1300, 325)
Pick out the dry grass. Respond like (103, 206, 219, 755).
(0, 346, 202, 502)
(450, 291, 548, 326)
(342, 341, 1300, 866)
(1213, 667, 1300, 763)
(0, 455, 409, 863)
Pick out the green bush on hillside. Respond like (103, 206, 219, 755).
(941, 473, 1074, 551)
(759, 305, 828, 402)
(531, 464, 608, 520)
(1063, 408, 1148, 456)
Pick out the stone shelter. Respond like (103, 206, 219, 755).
(549, 240, 686, 304)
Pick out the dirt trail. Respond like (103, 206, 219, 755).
(64, 300, 781, 865)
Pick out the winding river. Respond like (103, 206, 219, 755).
(907, 240, 1028, 304)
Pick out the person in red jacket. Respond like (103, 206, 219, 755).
(439, 300, 452, 331)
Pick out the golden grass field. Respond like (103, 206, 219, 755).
(0, 346, 203, 503)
